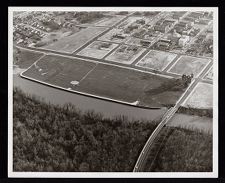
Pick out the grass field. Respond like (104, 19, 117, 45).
(105, 45, 146, 65)
(42, 27, 107, 53)
(136, 50, 177, 71)
(76, 41, 118, 59)
(204, 66, 213, 80)
(167, 56, 210, 77)
(22, 54, 184, 107)
(94, 15, 125, 27)
(182, 82, 213, 109)
(22, 55, 97, 89)
(13, 48, 44, 69)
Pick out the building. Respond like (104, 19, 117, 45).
(168, 30, 181, 44)
(178, 35, 190, 46)
(154, 24, 170, 33)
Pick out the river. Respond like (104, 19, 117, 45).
(13, 73, 167, 121)
(13, 72, 212, 133)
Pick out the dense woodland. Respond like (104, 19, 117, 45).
(13, 88, 157, 172)
(144, 127, 212, 172)
(13, 88, 212, 172)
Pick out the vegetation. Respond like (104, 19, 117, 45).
(178, 106, 213, 118)
(144, 127, 212, 172)
(13, 88, 157, 172)
(145, 77, 190, 96)
(74, 12, 105, 24)
(13, 88, 212, 172)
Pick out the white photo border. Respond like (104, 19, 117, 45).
(8, 6, 218, 178)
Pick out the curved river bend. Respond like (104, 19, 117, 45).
(13, 74, 167, 121)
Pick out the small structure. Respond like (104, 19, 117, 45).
(178, 35, 190, 47)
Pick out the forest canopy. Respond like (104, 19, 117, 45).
(13, 88, 212, 172)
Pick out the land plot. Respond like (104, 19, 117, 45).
(105, 45, 146, 65)
(204, 66, 213, 80)
(182, 82, 213, 109)
(98, 28, 128, 43)
(167, 56, 210, 77)
(22, 54, 184, 107)
(76, 64, 178, 106)
(94, 15, 125, 27)
(22, 55, 96, 89)
(76, 41, 118, 59)
(42, 27, 107, 53)
(136, 50, 177, 71)
(13, 48, 44, 69)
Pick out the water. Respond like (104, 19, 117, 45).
(13, 74, 167, 121)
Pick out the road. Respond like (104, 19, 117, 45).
(133, 60, 213, 172)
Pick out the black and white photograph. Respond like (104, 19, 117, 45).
(8, 7, 218, 178)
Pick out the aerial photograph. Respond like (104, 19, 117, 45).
(10, 9, 216, 175)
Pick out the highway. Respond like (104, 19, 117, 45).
(133, 59, 213, 172)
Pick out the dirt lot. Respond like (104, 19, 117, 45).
(105, 45, 146, 64)
(136, 50, 177, 71)
(76, 41, 118, 59)
(167, 55, 210, 77)
(42, 27, 107, 53)
(13, 48, 44, 69)
(182, 82, 213, 109)
(22, 54, 184, 107)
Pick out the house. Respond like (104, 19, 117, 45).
(154, 24, 170, 33)
(178, 35, 190, 46)
(168, 31, 181, 43)
(140, 40, 151, 47)
(156, 39, 172, 49)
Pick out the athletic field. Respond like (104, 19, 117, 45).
(21, 54, 185, 107)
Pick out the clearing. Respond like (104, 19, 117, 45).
(21, 54, 185, 107)
(136, 50, 177, 71)
(42, 27, 107, 53)
(76, 41, 118, 59)
(182, 82, 213, 109)
(167, 55, 210, 77)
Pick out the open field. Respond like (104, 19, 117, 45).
(167, 56, 211, 77)
(204, 66, 213, 80)
(94, 15, 125, 27)
(21, 55, 97, 89)
(167, 113, 212, 134)
(76, 41, 118, 59)
(136, 50, 177, 71)
(13, 48, 44, 69)
(42, 27, 107, 53)
(35, 27, 85, 47)
(182, 82, 213, 109)
(105, 45, 146, 65)
(21, 54, 184, 107)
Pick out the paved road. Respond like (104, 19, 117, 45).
(133, 60, 213, 172)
